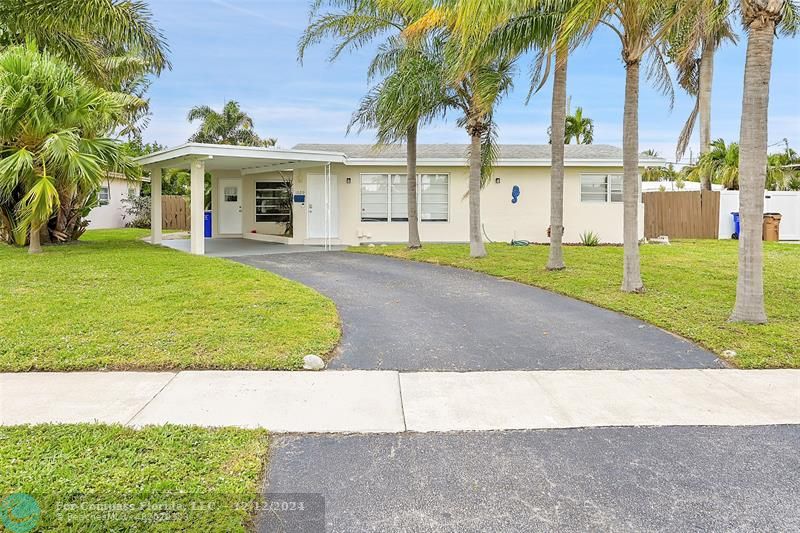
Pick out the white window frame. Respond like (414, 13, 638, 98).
(254, 179, 291, 223)
(98, 185, 110, 206)
(580, 173, 624, 203)
(360, 173, 450, 223)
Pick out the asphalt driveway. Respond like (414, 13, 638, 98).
(234, 252, 723, 371)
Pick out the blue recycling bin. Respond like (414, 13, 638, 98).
(731, 212, 740, 240)
(204, 211, 212, 238)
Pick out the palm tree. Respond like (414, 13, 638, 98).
(349, 36, 450, 248)
(686, 138, 792, 190)
(444, 58, 516, 258)
(730, 0, 798, 324)
(299, 0, 433, 248)
(670, 0, 736, 188)
(686, 138, 739, 188)
(441, 1, 576, 268)
(0, 0, 169, 85)
(405, 4, 518, 258)
(565, 106, 594, 144)
(559, 0, 688, 293)
(0, 45, 136, 252)
(187, 101, 276, 147)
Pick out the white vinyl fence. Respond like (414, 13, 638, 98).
(719, 190, 800, 241)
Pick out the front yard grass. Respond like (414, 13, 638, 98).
(0, 425, 268, 531)
(0, 229, 340, 371)
(352, 240, 799, 368)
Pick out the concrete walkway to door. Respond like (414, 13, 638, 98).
(234, 252, 725, 371)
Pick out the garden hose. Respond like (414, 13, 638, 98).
(510, 239, 531, 247)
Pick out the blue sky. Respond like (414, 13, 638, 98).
(144, 0, 800, 163)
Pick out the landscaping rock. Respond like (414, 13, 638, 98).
(722, 350, 737, 358)
(303, 354, 326, 370)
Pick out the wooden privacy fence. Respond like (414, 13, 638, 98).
(643, 190, 720, 239)
(162, 195, 190, 230)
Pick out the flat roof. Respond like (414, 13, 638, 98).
(135, 143, 346, 173)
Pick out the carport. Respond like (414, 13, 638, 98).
(136, 143, 345, 255)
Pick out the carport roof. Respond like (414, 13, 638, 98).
(135, 143, 346, 174)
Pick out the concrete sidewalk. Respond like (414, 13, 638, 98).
(1, 370, 797, 432)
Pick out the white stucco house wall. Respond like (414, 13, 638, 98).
(86, 175, 143, 229)
(137, 143, 661, 255)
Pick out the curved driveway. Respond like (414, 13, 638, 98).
(234, 252, 723, 371)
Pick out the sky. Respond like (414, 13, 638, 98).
(143, 0, 800, 164)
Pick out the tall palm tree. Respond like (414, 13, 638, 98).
(299, 0, 433, 249)
(565, 106, 594, 144)
(0, 45, 137, 252)
(445, 1, 575, 268)
(405, 4, 518, 258)
(559, 0, 687, 293)
(448, 58, 516, 258)
(670, 0, 736, 189)
(349, 36, 451, 248)
(730, 0, 798, 324)
(187, 101, 276, 147)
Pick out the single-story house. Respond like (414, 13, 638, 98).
(136, 142, 662, 255)
(86, 173, 144, 229)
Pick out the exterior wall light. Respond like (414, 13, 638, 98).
(495, 177, 501, 184)
(346, 177, 352, 184)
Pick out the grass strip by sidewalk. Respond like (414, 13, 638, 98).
(0, 229, 340, 371)
(352, 240, 799, 368)
(0, 425, 268, 532)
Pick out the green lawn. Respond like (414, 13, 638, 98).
(0, 229, 340, 371)
(352, 241, 800, 368)
(0, 425, 268, 531)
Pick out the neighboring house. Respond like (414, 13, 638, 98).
(137, 143, 663, 255)
(87, 174, 144, 229)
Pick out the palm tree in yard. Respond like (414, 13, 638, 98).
(448, 0, 576, 267)
(188, 101, 276, 147)
(669, 0, 736, 188)
(349, 36, 451, 248)
(452, 57, 516, 258)
(406, 4, 518, 258)
(564, 106, 594, 144)
(730, 0, 798, 324)
(558, 0, 689, 293)
(299, 0, 434, 249)
(0, 45, 137, 253)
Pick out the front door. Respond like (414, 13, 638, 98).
(218, 178, 242, 235)
(307, 174, 338, 239)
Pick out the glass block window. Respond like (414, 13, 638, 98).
(255, 181, 291, 223)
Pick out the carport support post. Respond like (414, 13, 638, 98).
(151, 167, 162, 245)
(190, 159, 205, 255)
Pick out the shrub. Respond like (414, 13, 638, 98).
(122, 192, 151, 228)
(580, 231, 600, 247)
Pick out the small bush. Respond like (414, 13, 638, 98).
(122, 192, 151, 228)
(580, 231, 600, 247)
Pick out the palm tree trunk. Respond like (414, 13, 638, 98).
(406, 122, 421, 249)
(621, 59, 644, 293)
(547, 48, 568, 271)
(468, 128, 486, 258)
(698, 43, 715, 191)
(730, 16, 775, 324)
(28, 224, 42, 254)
